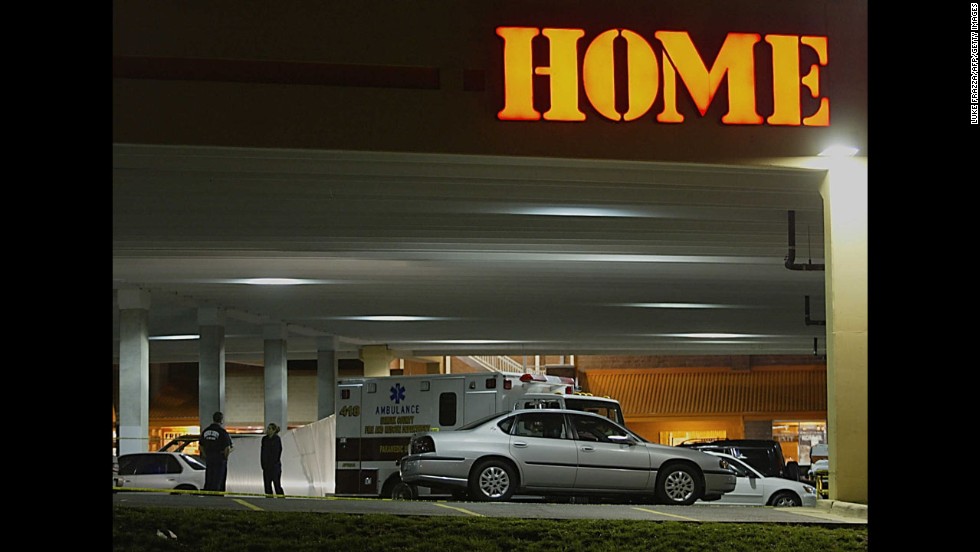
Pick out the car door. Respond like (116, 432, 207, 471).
(126, 454, 184, 490)
(506, 412, 578, 489)
(715, 457, 765, 505)
(568, 413, 650, 491)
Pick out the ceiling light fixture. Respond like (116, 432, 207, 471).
(240, 278, 310, 285)
(507, 206, 651, 218)
(425, 340, 518, 344)
(148, 334, 200, 341)
(668, 333, 761, 339)
(340, 315, 446, 322)
(623, 302, 742, 309)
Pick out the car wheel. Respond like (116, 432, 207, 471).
(770, 491, 802, 507)
(469, 459, 517, 502)
(390, 481, 417, 500)
(656, 463, 702, 505)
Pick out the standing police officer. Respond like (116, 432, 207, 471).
(200, 411, 233, 492)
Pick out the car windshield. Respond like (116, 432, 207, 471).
(457, 411, 509, 431)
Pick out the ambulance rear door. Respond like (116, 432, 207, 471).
(335, 382, 371, 495)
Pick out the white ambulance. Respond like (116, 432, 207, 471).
(334, 371, 625, 499)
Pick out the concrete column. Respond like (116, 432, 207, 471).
(762, 154, 868, 504)
(819, 156, 868, 503)
(361, 344, 392, 377)
(198, 307, 226, 430)
(118, 288, 151, 454)
(316, 336, 338, 419)
(264, 323, 288, 431)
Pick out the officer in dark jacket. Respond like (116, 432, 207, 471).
(199, 411, 233, 492)
(261, 422, 285, 496)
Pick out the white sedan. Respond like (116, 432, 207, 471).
(696, 452, 817, 507)
(114, 451, 207, 491)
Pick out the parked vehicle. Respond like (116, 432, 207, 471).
(697, 452, 817, 507)
(113, 451, 207, 492)
(158, 433, 260, 461)
(159, 435, 201, 456)
(678, 439, 798, 480)
(399, 409, 737, 505)
(336, 371, 626, 499)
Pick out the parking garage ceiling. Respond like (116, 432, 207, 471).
(112, 144, 829, 365)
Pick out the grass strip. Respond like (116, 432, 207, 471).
(113, 506, 868, 552)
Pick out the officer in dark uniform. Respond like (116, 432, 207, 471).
(199, 411, 233, 492)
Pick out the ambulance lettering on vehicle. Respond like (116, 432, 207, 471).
(334, 371, 625, 499)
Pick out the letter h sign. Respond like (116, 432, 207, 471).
(496, 27, 829, 126)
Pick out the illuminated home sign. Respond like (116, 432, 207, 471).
(497, 27, 828, 126)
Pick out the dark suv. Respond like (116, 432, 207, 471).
(678, 439, 800, 481)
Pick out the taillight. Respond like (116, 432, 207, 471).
(503, 379, 512, 390)
(411, 436, 436, 454)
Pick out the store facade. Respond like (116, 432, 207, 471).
(113, 1, 867, 501)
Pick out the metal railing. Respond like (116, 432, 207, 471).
(465, 355, 526, 373)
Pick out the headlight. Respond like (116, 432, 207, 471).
(717, 458, 731, 470)
(802, 485, 816, 494)
(410, 435, 436, 454)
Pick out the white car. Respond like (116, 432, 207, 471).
(697, 452, 817, 507)
(114, 451, 207, 491)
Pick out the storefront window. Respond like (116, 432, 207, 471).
(773, 420, 826, 466)
(661, 430, 727, 447)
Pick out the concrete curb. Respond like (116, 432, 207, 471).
(815, 499, 868, 520)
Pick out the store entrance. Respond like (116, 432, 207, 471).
(773, 420, 827, 466)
